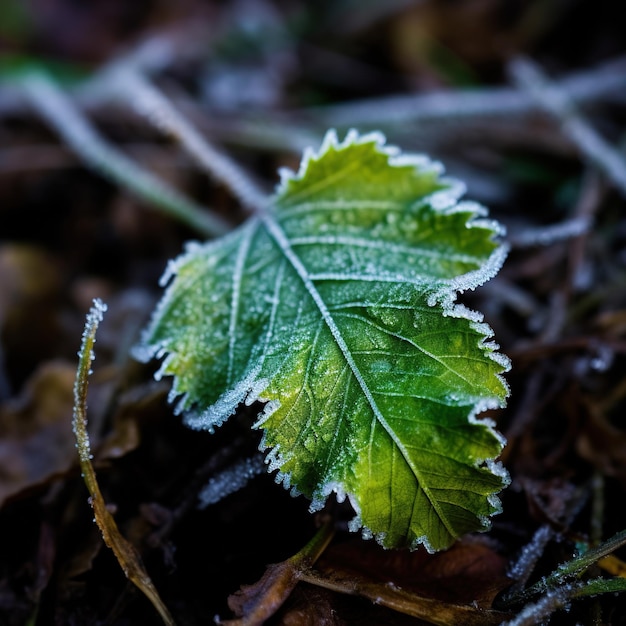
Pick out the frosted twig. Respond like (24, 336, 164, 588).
(510, 57, 626, 198)
(504, 576, 626, 626)
(19, 71, 230, 238)
(508, 215, 592, 248)
(500, 583, 576, 626)
(310, 55, 626, 128)
(109, 68, 269, 213)
(197, 455, 265, 508)
(504, 527, 626, 609)
(506, 525, 554, 596)
(2, 53, 626, 146)
(54, 21, 213, 106)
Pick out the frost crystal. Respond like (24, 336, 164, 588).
(508, 525, 553, 584)
(184, 365, 262, 432)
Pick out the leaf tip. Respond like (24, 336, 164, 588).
(276, 127, 390, 194)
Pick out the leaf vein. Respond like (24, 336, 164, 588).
(291, 235, 482, 265)
(335, 313, 474, 386)
(227, 219, 258, 385)
(262, 214, 457, 540)
(279, 199, 404, 219)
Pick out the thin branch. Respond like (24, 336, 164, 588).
(507, 215, 592, 249)
(197, 454, 266, 509)
(506, 525, 555, 596)
(509, 56, 626, 198)
(0, 22, 212, 114)
(109, 68, 269, 213)
(499, 583, 579, 626)
(18, 71, 231, 238)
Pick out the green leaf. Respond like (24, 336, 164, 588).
(137, 130, 510, 551)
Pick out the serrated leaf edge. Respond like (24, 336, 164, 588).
(279, 129, 509, 308)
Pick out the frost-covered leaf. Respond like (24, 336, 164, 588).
(137, 130, 510, 551)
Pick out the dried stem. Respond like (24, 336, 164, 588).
(506, 525, 555, 596)
(298, 568, 510, 626)
(73, 299, 176, 626)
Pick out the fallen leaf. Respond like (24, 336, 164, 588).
(316, 538, 512, 607)
(0, 358, 126, 507)
(0, 361, 80, 506)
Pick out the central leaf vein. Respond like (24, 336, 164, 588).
(228, 219, 257, 385)
(261, 214, 451, 530)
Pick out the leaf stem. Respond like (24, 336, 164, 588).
(73, 299, 176, 626)
(18, 71, 230, 238)
(223, 519, 335, 625)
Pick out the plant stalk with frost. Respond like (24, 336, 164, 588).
(74, 299, 175, 626)
(137, 129, 510, 551)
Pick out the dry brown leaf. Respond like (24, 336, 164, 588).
(316, 537, 512, 608)
(0, 361, 81, 506)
